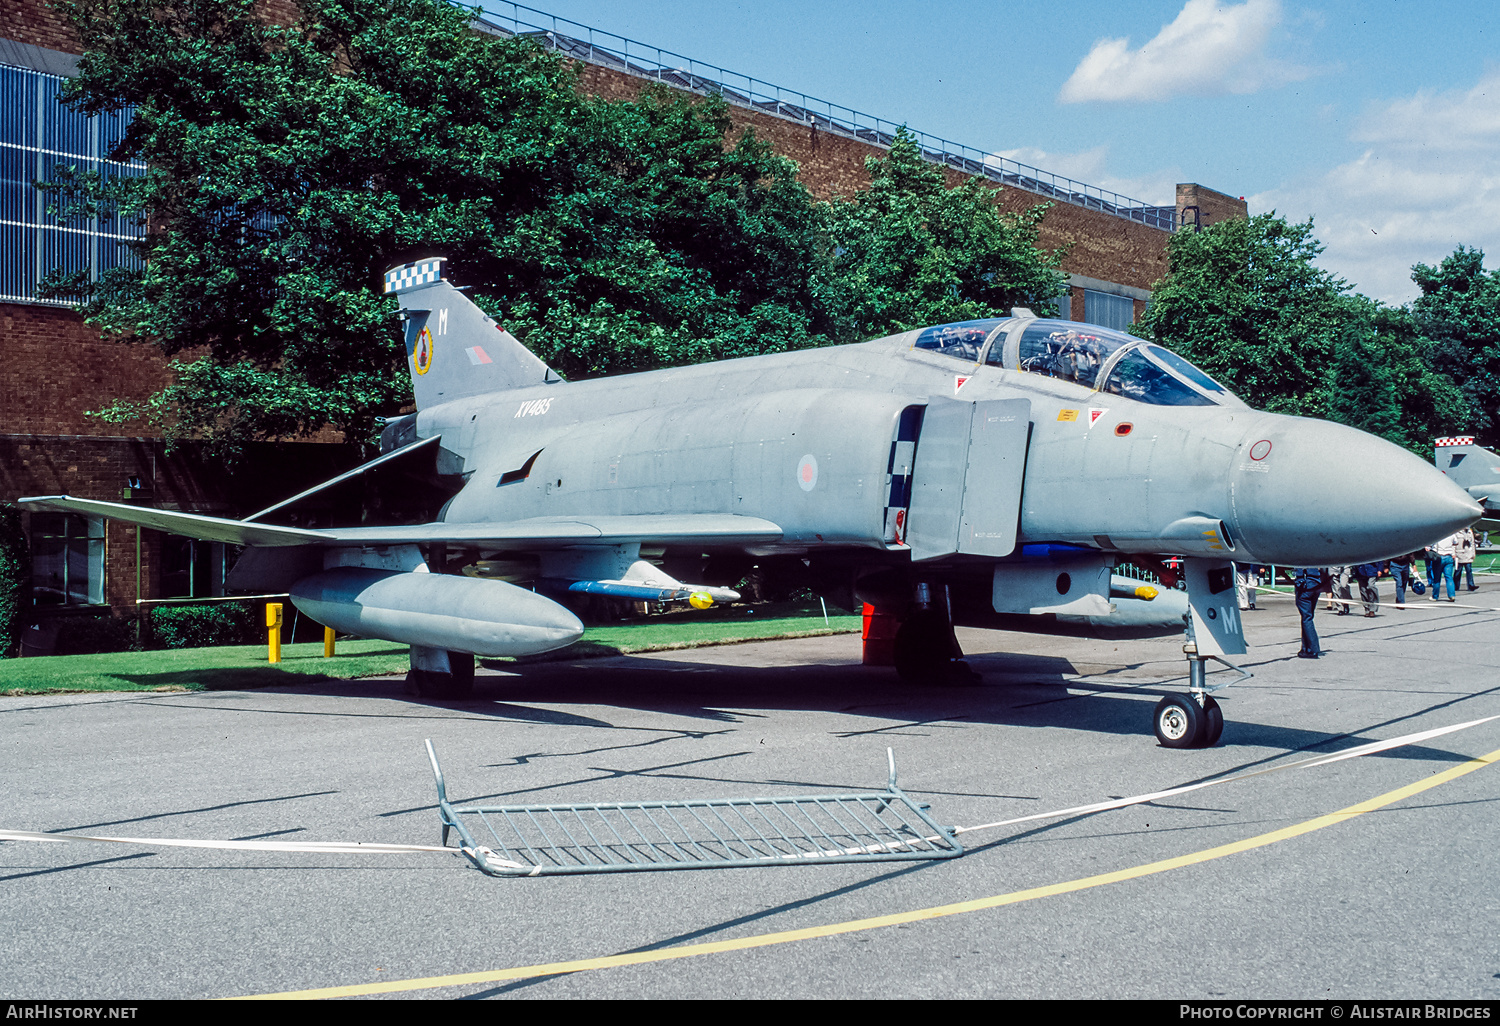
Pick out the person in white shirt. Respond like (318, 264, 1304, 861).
(1432, 533, 1459, 601)
(1455, 527, 1478, 591)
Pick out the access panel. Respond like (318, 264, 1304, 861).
(906, 398, 1031, 561)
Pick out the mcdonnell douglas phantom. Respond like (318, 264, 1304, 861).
(23, 258, 1482, 748)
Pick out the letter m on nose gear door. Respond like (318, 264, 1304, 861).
(906, 398, 1031, 561)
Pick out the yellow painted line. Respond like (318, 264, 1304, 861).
(236, 746, 1500, 1000)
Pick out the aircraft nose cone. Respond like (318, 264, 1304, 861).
(1230, 417, 1481, 566)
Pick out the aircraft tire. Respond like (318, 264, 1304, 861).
(1153, 694, 1203, 748)
(405, 652, 476, 700)
(1201, 695, 1224, 747)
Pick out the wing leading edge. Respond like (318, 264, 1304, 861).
(17, 496, 783, 550)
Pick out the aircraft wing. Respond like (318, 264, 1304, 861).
(17, 496, 783, 549)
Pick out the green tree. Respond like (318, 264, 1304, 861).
(0, 505, 29, 657)
(1410, 246, 1500, 441)
(1136, 213, 1350, 417)
(1325, 300, 1467, 456)
(1139, 213, 1469, 455)
(818, 128, 1066, 340)
(46, 0, 833, 452)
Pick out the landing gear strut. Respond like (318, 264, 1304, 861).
(891, 583, 976, 684)
(405, 647, 476, 700)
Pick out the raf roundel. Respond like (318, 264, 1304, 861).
(413, 328, 434, 376)
(796, 454, 819, 492)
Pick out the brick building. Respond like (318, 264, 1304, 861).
(0, 0, 1245, 635)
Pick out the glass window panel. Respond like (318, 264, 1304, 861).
(913, 319, 1005, 362)
(1143, 344, 1228, 395)
(1102, 348, 1215, 406)
(30, 514, 104, 605)
(1016, 321, 1134, 388)
(32, 537, 65, 606)
(2, 64, 144, 304)
(1083, 289, 1134, 332)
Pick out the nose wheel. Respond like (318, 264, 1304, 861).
(1153, 692, 1223, 748)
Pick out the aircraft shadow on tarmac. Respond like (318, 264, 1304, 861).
(235, 648, 1492, 768)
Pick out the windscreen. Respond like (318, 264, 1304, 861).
(1100, 347, 1216, 406)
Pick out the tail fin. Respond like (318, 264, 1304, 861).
(384, 258, 562, 410)
(1435, 435, 1500, 512)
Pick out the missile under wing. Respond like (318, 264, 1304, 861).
(24, 259, 1481, 748)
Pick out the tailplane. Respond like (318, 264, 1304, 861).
(1435, 435, 1500, 512)
(384, 258, 562, 410)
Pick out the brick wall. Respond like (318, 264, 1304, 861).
(578, 63, 1171, 292)
(1176, 183, 1249, 231)
(0, 0, 79, 52)
(2, 304, 169, 437)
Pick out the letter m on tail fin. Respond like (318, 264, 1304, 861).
(384, 257, 562, 411)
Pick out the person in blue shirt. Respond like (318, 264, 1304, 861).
(1294, 567, 1331, 658)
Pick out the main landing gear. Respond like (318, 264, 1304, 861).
(889, 583, 978, 684)
(406, 647, 476, 700)
(1152, 645, 1227, 748)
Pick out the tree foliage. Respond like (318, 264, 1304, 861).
(1136, 213, 1350, 418)
(47, 0, 1067, 455)
(1411, 246, 1500, 440)
(47, 0, 835, 450)
(0, 504, 29, 657)
(1325, 299, 1468, 455)
(1138, 213, 1467, 455)
(819, 129, 1065, 338)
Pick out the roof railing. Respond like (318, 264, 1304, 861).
(470, 2, 1177, 231)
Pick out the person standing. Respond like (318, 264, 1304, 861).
(1235, 563, 1260, 611)
(1330, 565, 1353, 615)
(1456, 526, 1478, 591)
(1353, 562, 1383, 616)
(1434, 532, 1459, 602)
(1294, 567, 1329, 658)
(1388, 551, 1418, 606)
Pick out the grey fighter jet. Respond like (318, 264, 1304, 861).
(1435, 435, 1500, 513)
(23, 258, 1481, 748)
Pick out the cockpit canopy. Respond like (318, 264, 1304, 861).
(912, 317, 1236, 407)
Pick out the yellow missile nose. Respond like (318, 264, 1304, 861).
(689, 592, 714, 609)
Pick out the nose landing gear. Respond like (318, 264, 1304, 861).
(1154, 644, 1236, 748)
(1153, 689, 1223, 748)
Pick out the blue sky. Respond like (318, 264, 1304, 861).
(476, 0, 1500, 305)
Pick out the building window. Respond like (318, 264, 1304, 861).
(30, 513, 105, 606)
(160, 537, 232, 598)
(1, 61, 145, 305)
(1083, 289, 1134, 332)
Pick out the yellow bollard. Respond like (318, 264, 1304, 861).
(323, 625, 336, 658)
(266, 602, 282, 664)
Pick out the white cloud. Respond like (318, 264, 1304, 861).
(1252, 69, 1500, 304)
(989, 145, 1180, 207)
(1059, 0, 1311, 104)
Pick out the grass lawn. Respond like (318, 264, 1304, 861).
(0, 602, 862, 695)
